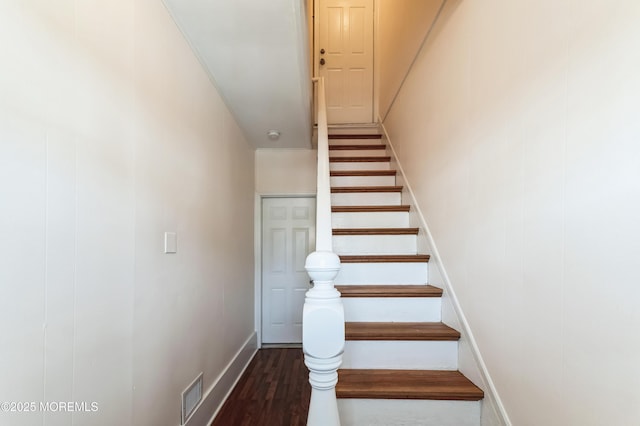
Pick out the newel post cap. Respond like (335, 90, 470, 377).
(305, 251, 341, 281)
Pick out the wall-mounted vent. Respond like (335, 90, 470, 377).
(181, 372, 203, 425)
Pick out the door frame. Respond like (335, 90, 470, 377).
(312, 0, 379, 124)
(254, 194, 316, 347)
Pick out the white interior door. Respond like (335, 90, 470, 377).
(317, 0, 374, 124)
(262, 197, 316, 344)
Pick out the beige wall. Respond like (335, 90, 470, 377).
(384, 1, 640, 425)
(377, 0, 443, 119)
(0, 1, 255, 425)
(256, 149, 317, 194)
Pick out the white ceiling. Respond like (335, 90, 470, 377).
(162, 0, 312, 149)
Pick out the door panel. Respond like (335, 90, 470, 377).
(318, 0, 374, 124)
(349, 7, 366, 51)
(262, 198, 316, 343)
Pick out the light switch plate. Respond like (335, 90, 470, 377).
(164, 232, 177, 253)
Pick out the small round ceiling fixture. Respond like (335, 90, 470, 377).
(267, 130, 281, 141)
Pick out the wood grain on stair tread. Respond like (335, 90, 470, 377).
(328, 134, 382, 139)
(336, 285, 442, 298)
(331, 186, 402, 193)
(345, 322, 460, 341)
(339, 254, 430, 263)
(330, 170, 397, 176)
(332, 205, 410, 212)
(329, 156, 391, 162)
(333, 228, 418, 235)
(336, 369, 484, 401)
(329, 144, 386, 150)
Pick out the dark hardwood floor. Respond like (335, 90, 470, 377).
(211, 348, 310, 426)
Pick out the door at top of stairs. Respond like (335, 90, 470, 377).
(317, 0, 374, 124)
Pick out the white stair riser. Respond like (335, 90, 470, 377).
(330, 161, 390, 171)
(333, 234, 417, 255)
(336, 262, 428, 285)
(342, 340, 458, 370)
(338, 399, 481, 426)
(330, 149, 387, 157)
(331, 192, 401, 206)
(332, 212, 410, 228)
(329, 139, 383, 145)
(342, 297, 441, 322)
(331, 175, 396, 187)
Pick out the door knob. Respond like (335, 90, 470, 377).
(320, 48, 325, 54)
(320, 58, 325, 65)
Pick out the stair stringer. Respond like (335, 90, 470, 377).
(380, 121, 511, 426)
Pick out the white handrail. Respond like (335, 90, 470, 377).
(303, 77, 344, 426)
(313, 77, 332, 251)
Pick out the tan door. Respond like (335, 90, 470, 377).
(317, 0, 374, 124)
(261, 197, 316, 343)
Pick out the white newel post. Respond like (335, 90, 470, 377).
(304, 250, 344, 426)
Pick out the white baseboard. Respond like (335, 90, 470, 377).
(185, 331, 258, 426)
(379, 121, 511, 426)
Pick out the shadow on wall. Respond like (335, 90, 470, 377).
(378, 0, 464, 121)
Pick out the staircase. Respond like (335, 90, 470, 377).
(328, 133, 484, 426)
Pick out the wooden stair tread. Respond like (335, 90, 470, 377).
(333, 228, 418, 235)
(336, 369, 484, 401)
(329, 156, 391, 162)
(345, 322, 460, 341)
(329, 144, 386, 150)
(332, 205, 410, 213)
(329, 134, 382, 139)
(336, 285, 442, 298)
(339, 254, 430, 263)
(330, 170, 397, 177)
(331, 186, 402, 193)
